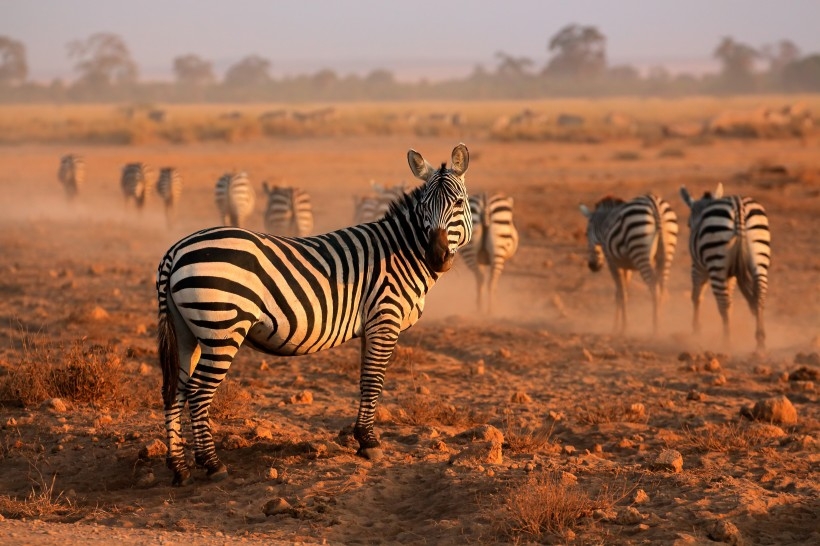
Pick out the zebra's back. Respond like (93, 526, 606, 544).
(215, 172, 256, 227)
(263, 184, 314, 236)
(121, 162, 152, 208)
(156, 167, 183, 206)
(353, 182, 407, 224)
(58, 154, 85, 200)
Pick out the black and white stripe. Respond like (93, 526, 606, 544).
(580, 193, 678, 333)
(214, 172, 256, 227)
(679, 183, 771, 350)
(460, 192, 519, 313)
(58, 154, 85, 201)
(156, 144, 472, 485)
(121, 162, 152, 209)
(156, 167, 183, 226)
(353, 182, 408, 224)
(262, 183, 314, 237)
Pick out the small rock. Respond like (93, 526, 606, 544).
(135, 470, 156, 487)
(290, 390, 313, 405)
(222, 434, 250, 450)
(753, 365, 772, 376)
(449, 441, 503, 466)
(548, 410, 564, 421)
(510, 391, 532, 404)
(455, 424, 504, 445)
(617, 506, 643, 525)
(677, 352, 694, 362)
(262, 497, 295, 517)
(42, 398, 67, 413)
(653, 449, 683, 473)
(524, 462, 535, 472)
(266, 467, 278, 480)
(497, 347, 511, 359)
(430, 439, 448, 451)
(708, 519, 744, 545)
(472, 360, 485, 375)
(562, 445, 576, 455)
(89, 306, 109, 320)
(593, 508, 617, 522)
(259, 361, 270, 371)
(374, 405, 392, 423)
(5, 417, 17, 427)
(138, 439, 168, 460)
(138, 362, 152, 375)
(687, 389, 706, 401)
(633, 489, 650, 504)
(416, 385, 430, 395)
(630, 403, 646, 416)
(747, 395, 798, 425)
(790, 380, 815, 392)
(713, 374, 727, 386)
(789, 366, 819, 381)
(134, 323, 148, 336)
(559, 471, 577, 486)
(704, 358, 722, 372)
(254, 426, 273, 440)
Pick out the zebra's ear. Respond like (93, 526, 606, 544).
(262, 181, 271, 194)
(714, 182, 724, 198)
(579, 204, 592, 218)
(450, 143, 469, 176)
(679, 186, 694, 208)
(407, 149, 434, 181)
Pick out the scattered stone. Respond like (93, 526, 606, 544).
(712, 374, 727, 386)
(455, 424, 504, 445)
(562, 445, 576, 455)
(753, 365, 772, 375)
(630, 403, 646, 416)
(138, 439, 168, 460)
(789, 366, 819, 381)
(746, 395, 798, 425)
(497, 347, 511, 359)
(708, 519, 744, 545)
(524, 462, 535, 472)
(592, 443, 603, 453)
(222, 434, 250, 450)
(593, 508, 617, 522)
(416, 385, 430, 395)
(687, 389, 706, 401)
(290, 390, 313, 405)
(617, 506, 644, 525)
(134, 323, 148, 335)
(5, 417, 17, 428)
(374, 405, 392, 423)
(430, 439, 448, 452)
(262, 497, 295, 517)
(254, 425, 273, 440)
(266, 467, 278, 480)
(633, 489, 650, 504)
(95, 414, 113, 427)
(138, 362, 152, 376)
(88, 264, 105, 276)
(259, 361, 270, 371)
(547, 410, 564, 421)
(582, 348, 595, 362)
(704, 358, 722, 372)
(135, 469, 156, 487)
(790, 380, 815, 392)
(42, 398, 67, 413)
(747, 422, 787, 439)
(510, 391, 532, 404)
(677, 352, 694, 362)
(559, 471, 577, 486)
(472, 360, 485, 375)
(89, 306, 109, 320)
(449, 441, 503, 467)
(652, 449, 683, 473)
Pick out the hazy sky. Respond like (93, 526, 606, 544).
(2, 0, 817, 81)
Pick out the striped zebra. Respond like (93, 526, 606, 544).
(156, 144, 472, 485)
(121, 162, 152, 209)
(460, 192, 519, 313)
(214, 172, 256, 228)
(58, 154, 85, 201)
(156, 167, 183, 226)
(679, 183, 771, 350)
(353, 182, 408, 224)
(262, 183, 314, 237)
(579, 194, 678, 334)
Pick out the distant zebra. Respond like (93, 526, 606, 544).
(155, 167, 183, 226)
(353, 182, 408, 224)
(460, 192, 519, 313)
(214, 172, 255, 227)
(262, 183, 314, 236)
(58, 154, 85, 201)
(679, 183, 771, 350)
(156, 144, 472, 485)
(579, 194, 678, 333)
(121, 162, 152, 209)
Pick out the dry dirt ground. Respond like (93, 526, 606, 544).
(0, 134, 819, 545)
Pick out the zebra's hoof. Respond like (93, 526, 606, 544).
(171, 470, 194, 487)
(207, 463, 228, 481)
(356, 446, 384, 461)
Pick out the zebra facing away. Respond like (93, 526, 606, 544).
(155, 167, 183, 226)
(58, 154, 85, 201)
(214, 172, 256, 227)
(156, 144, 472, 485)
(262, 182, 314, 236)
(579, 194, 678, 334)
(460, 192, 519, 313)
(679, 183, 771, 350)
(121, 162, 152, 209)
(353, 182, 408, 224)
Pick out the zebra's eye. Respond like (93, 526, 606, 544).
(454, 198, 464, 208)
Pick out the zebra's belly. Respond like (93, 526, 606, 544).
(244, 319, 357, 356)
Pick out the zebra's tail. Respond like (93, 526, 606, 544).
(157, 262, 180, 410)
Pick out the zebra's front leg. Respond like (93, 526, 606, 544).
(691, 268, 708, 336)
(353, 327, 399, 460)
(473, 267, 485, 313)
(609, 264, 628, 334)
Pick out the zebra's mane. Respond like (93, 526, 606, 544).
(384, 183, 425, 220)
(594, 195, 625, 210)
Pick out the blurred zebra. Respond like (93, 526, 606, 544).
(58, 154, 85, 201)
(214, 172, 256, 227)
(579, 194, 678, 334)
(121, 162, 152, 209)
(679, 183, 771, 350)
(155, 167, 183, 226)
(460, 192, 519, 313)
(262, 183, 314, 236)
(156, 144, 472, 485)
(353, 182, 408, 224)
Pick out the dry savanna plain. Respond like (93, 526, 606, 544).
(0, 97, 819, 545)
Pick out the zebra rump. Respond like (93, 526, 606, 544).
(121, 162, 152, 209)
(214, 172, 256, 227)
(58, 154, 85, 201)
(262, 183, 314, 237)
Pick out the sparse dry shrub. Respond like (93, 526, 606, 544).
(396, 394, 483, 428)
(210, 378, 252, 420)
(0, 466, 80, 520)
(680, 421, 770, 453)
(501, 409, 557, 453)
(612, 150, 642, 161)
(658, 147, 686, 158)
(577, 401, 648, 425)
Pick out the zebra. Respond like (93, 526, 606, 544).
(214, 172, 256, 228)
(156, 167, 183, 226)
(679, 183, 771, 350)
(460, 192, 519, 313)
(353, 182, 408, 224)
(156, 143, 472, 485)
(262, 183, 314, 237)
(58, 154, 85, 201)
(121, 162, 152, 209)
(579, 194, 678, 334)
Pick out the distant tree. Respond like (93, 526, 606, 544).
(494, 51, 534, 78)
(761, 40, 800, 75)
(67, 33, 138, 88)
(311, 69, 338, 91)
(173, 54, 214, 86)
(0, 36, 28, 85)
(544, 24, 606, 79)
(224, 55, 271, 87)
(364, 69, 395, 86)
(713, 36, 759, 90)
(782, 54, 820, 91)
(607, 64, 640, 82)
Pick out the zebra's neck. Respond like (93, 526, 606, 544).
(376, 187, 440, 281)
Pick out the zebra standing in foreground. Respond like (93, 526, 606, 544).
(579, 194, 678, 334)
(156, 167, 183, 226)
(214, 172, 256, 227)
(353, 182, 408, 224)
(58, 154, 85, 201)
(262, 183, 314, 236)
(156, 144, 472, 485)
(460, 192, 519, 313)
(679, 183, 771, 350)
(121, 162, 152, 209)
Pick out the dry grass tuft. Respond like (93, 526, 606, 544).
(396, 395, 483, 428)
(680, 421, 771, 453)
(210, 378, 252, 420)
(0, 466, 80, 520)
(501, 409, 557, 454)
(577, 401, 648, 425)
(612, 150, 642, 161)
(658, 147, 686, 158)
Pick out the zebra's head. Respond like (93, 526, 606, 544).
(407, 143, 472, 273)
(680, 183, 724, 227)
(579, 196, 624, 272)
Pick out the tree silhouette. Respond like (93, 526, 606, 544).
(224, 55, 271, 87)
(713, 36, 759, 90)
(0, 36, 28, 85)
(544, 24, 606, 79)
(67, 33, 138, 88)
(761, 40, 800, 75)
(494, 51, 534, 78)
(173, 54, 214, 86)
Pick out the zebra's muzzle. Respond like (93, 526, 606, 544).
(426, 228, 454, 273)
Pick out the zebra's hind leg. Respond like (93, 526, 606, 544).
(712, 276, 736, 348)
(690, 268, 708, 336)
(353, 329, 399, 461)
